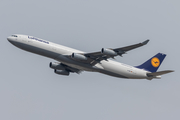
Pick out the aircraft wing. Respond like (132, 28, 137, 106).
(113, 39, 149, 52)
(82, 40, 149, 64)
(61, 63, 83, 74)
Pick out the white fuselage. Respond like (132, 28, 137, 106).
(7, 34, 149, 79)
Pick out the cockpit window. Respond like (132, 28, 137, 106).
(11, 35, 18, 37)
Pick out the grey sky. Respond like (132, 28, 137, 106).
(0, 0, 179, 120)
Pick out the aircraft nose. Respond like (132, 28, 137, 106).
(7, 36, 16, 45)
(7, 36, 12, 42)
(7, 35, 19, 46)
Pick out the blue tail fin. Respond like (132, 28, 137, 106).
(136, 53, 166, 72)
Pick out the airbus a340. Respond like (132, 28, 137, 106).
(7, 34, 173, 80)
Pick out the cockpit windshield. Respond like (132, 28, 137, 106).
(11, 35, 18, 37)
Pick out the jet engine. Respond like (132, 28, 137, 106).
(54, 69, 70, 76)
(101, 48, 117, 56)
(71, 53, 87, 61)
(49, 62, 65, 70)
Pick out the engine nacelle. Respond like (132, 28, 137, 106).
(54, 69, 69, 76)
(101, 48, 117, 56)
(49, 62, 65, 70)
(71, 53, 87, 61)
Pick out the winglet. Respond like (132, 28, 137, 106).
(142, 39, 150, 45)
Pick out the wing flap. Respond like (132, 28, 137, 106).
(61, 63, 83, 74)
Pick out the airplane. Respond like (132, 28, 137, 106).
(7, 34, 174, 80)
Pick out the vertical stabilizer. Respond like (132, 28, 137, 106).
(136, 53, 166, 72)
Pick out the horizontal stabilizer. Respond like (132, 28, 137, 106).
(147, 70, 174, 77)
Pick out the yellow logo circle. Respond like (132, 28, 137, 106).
(151, 57, 160, 67)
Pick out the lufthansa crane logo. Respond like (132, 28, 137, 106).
(151, 57, 160, 67)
